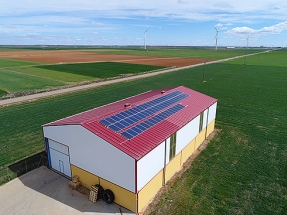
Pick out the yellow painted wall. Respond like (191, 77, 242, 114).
(71, 165, 99, 188)
(195, 128, 206, 149)
(181, 139, 196, 165)
(71, 165, 136, 213)
(165, 152, 181, 183)
(138, 170, 164, 212)
(206, 119, 215, 137)
(100, 178, 137, 213)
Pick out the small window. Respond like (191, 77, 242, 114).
(199, 112, 204, 132)
(169, 133, 177, 161)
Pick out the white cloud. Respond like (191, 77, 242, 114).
(215, 23, 232, 27)
(215, 23, 233, 30)
(178, 0, 189, 4)
(1, 0, 287, 22)
(92, 21, 104, 26)
(227, 21, 287, 36)
(213, 2, 234, 9)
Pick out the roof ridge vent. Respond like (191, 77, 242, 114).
(124, 103, 131, 108)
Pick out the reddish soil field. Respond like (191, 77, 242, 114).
(0, 50, 209, 67)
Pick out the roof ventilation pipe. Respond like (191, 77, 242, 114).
(124, 103, 131, 108)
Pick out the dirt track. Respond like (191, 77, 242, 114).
(0, 50, 208, 67)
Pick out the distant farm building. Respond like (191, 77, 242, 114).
(42, 86, 217, 213)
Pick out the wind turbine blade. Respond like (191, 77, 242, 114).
(144, 27, 150, 33)
(214, 26, 218, 32)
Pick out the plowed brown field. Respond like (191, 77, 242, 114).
(0, 50, 209, 67)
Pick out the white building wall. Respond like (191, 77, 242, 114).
(176, 115, 200, 155)
(44, 125, 76, 146)
(208, 102, 217, 124)
(137, 141, 165, 192)
(202, 108, 208, 129)
(43, 125, 136, 193)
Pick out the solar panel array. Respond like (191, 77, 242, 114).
(121, 104, 185, 139)
(99, 90, 188, 139)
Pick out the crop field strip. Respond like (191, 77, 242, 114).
(0, 47, 263, 60)
(0, 69, 65, 93)
(0, 60, 165, 94)
(0, 47, 262, 96)
(0, 47, 266, 97)
(0, 58, 64, 93)
(84, 47, 264, 59)
(0, 49, 286, 214)
(35, 62, 165, 79)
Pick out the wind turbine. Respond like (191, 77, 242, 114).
(245, 35, 250, 49)
(144, 28, 150, 50)
(214, 26, 219, 51)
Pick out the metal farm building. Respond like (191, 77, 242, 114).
(42, 86, 217, 213)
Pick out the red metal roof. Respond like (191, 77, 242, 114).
(44, 86, 217, 160)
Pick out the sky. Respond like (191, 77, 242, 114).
(1, 0, 287, 47)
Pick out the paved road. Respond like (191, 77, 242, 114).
(0, 51, 267, 107)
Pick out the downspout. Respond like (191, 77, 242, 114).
(163, 139, 167, 185)
(205, 108, 210, 139)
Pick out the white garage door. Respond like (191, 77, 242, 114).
(48, 139, 71, 178)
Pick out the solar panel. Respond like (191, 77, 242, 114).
(99, 90, 189, 132)
(121, 132, 133, 139)
(121, 104, 185, 139)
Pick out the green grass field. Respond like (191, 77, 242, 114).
(35, 62, 165, 78)
(0, 47, 271, 97)
(0, 60, 164, 95)
(85, 47, 266, 59)
(1, 45, 269, 59)
(12, 66, 96, 83)
(227, 49, 287, 67)
(0, 58, 65, 94)
(0, 58, 41, 67)
(0, 48, 286, 214)
(0, 89, 7, 97)
(0, 69, 65, 93)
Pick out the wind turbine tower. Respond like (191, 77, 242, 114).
(144, 28, 150, 50)
(246, 35, 249, 49)
(214, 26, 219, 51)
